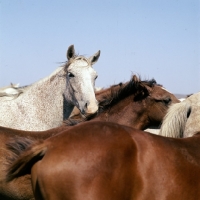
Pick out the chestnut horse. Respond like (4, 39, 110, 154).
(0, 75, 179, 200)
(65, 75, 179, 130)
(0, 125, 69, 200)
(159, 92, 200, 138)
(6, 121, 200, 200)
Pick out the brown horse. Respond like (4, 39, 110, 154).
(6, 121, 200, 200)
(0, 125, 68, 200)
(0, 74, 179, 200)
(65, 74, 179, 130)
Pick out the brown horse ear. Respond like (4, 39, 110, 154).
(132, 75, 150, 101)
(89, 50, 100, 65)
(132, 75, 141, 83)
(66, 45, 75, 60)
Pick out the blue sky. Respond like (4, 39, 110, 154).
(0, 0, 199, 95)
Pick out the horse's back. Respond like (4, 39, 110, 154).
(37, 125, 200, 199)
(0, 72, 65, 130)
(32, 122, 137, 200)
(128, 130, 200, 199)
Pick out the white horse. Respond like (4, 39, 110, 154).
(0, 45, 100, 131)
(159, 92, 200, 138)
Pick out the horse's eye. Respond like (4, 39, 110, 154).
(163, 97, 171, 105)
(95, 75, 98, 80)
(68, 72, 75, 78)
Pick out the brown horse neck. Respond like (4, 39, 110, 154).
(90, 96, 148, 130)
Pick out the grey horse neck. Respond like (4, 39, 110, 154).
(0, 67, 69, 131)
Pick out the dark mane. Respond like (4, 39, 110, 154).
(64, 75, 159, 126)
(6, 137, 37, 166)
(99, 75, 157, 108)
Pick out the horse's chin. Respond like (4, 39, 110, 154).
(80, 106, 98, 116)
(86, 110, 98, 116)
(80, 110, 98, 119)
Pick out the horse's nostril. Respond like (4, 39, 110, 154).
(85, 103, 88, 109)
(81, 109, 86, 115)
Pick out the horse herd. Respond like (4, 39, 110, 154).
(0, 45, 199, 200)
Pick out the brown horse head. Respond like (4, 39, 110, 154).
(66, 74, 179, 130)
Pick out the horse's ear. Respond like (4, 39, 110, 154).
(89, 50, 100, 65)
(66, 45, 75, 60)
(132, 75, 140, 83)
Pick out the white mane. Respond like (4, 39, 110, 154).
(159, 92, 200, 138)
(159, 101, 191, 138)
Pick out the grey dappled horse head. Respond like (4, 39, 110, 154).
(64, 45, 100, 115)
(0, 45, 100, 131)
(159, 92, 200, 138)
